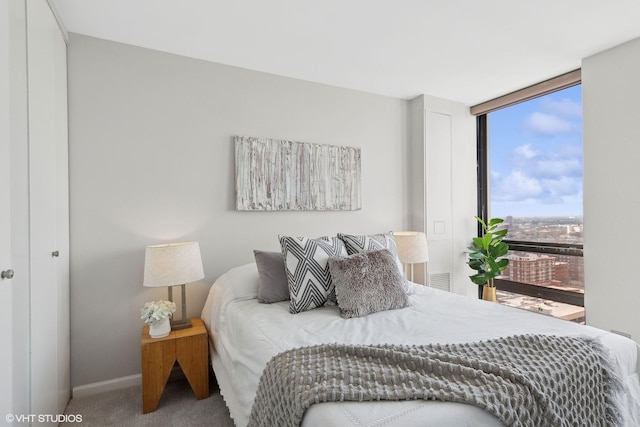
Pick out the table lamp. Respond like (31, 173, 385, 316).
(393, 231, 429, 283)
(143, 241, 205, 330)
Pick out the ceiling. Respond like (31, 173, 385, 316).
(51, 0, 640, 106)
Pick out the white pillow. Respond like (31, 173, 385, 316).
(213, 262, 259, 301)
(201, 263, 259, 335)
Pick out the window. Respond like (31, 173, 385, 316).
(474, 75, 585, 323)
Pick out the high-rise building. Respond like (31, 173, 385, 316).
(554, 254, 584, 289)
(553, 261, 569, 285)
(508, 254, 555, 286)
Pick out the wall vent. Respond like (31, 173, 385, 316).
(611, 330, 631, 339)
(429, 272, 451, 292)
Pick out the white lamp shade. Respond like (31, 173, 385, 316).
(143, 241, 205, 287)
(393, 231, 429, 264)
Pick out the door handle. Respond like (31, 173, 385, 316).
(52, 251, 59, 257)
(1, 269, 14, 279)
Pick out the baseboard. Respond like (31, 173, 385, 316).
(72, 374, 142, 398)
(71, 365, 188, 399)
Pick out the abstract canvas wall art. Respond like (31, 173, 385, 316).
(235, 136, 361, 211)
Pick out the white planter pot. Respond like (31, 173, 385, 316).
(149, 318, 171, 338)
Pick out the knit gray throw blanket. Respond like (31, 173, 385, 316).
(248, 334, 622, 427)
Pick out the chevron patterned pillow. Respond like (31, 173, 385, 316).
(337, 232, 404, 274)
(279, 235, 348, 314)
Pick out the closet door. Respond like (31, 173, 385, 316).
(0, 2, 14, 417)
(5, 0, 31, 419)
(27, 0, 70, 420)
(53, 6, 70, 413)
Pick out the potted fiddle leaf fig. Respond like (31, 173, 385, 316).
(467, 216, 509, 302)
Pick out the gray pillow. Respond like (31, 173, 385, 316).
(328, 249, 409, 319)
(254, 250, 289, 303)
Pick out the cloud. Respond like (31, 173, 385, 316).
(521, 95, 581, 137)
(492, 170, 542, 202)
(511, 144, 582, 179)
(491, 144, 582, 204)
(534, 158, 582, 178)
(490, 90, 583, 215)
(541, 175, 582, 196)
(513, 144, 536, 159)
(524, 112, 574, 135)
(492, 171, 582, 204)
(541, 97, 582, 119)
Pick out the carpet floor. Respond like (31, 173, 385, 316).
(61, 377, 236, 427)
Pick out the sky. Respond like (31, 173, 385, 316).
(488, 84, 583, 218)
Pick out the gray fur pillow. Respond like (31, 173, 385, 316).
(328, 249, 409, 319)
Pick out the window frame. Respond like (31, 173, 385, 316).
(474, 74, 584, 307)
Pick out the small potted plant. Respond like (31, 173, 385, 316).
(467, 216, 509, 302)
(141, 300, 176, 338)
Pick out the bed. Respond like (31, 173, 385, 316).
(201, 262, 640, 426)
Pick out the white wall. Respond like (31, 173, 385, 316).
(67, 34, 409, 388)
(582, 37, 640, 343)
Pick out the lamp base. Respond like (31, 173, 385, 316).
(402, 262, 416, 282)
(170, 319, 192, 330)
(168, 284, 192, 330)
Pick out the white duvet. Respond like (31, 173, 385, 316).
(201, 263, 640, 427)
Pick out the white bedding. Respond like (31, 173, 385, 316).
(201, 263, 640, 427)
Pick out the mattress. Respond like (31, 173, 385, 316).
(201, 263, 640, 426)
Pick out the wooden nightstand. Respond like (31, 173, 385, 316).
(141, 318, 209, 413)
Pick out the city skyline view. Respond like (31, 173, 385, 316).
(489, 85, 583, 218)
(493, 215, 585, 323)
(503, 215, 583, 244)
